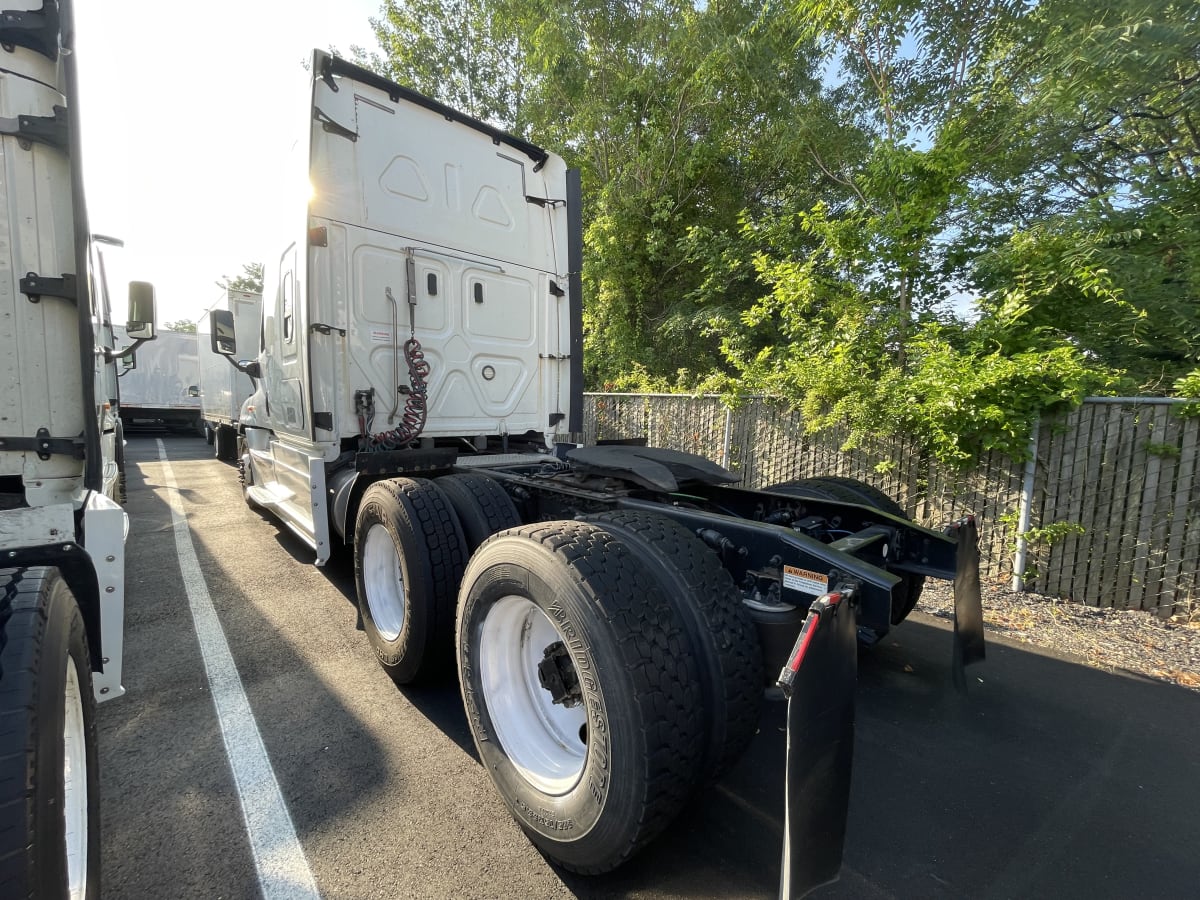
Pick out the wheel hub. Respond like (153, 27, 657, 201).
(478, 596, 588, 795)
(537, 641, 583, 707)
(361, 523, 405, 641)
(63, 660, 87, 900)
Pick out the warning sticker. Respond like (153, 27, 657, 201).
(370, 328, 392, 344)
(782, 565, 829, 597)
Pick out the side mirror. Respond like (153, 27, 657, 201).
(126, 281, 157, 340)
(122, 352, 137, 371)
(187, 384, 200, 398)
(210, 309, 237, 356)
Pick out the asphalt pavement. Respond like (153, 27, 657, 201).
(99, 434, 1200, 899)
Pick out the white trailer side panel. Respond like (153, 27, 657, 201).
(0, 70, 82, 484)
(116, 327, 201, 412)
(198, 289, 262, 426)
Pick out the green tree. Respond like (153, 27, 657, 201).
(164, 319, 196, 333)
(216, 262, 264, 295)
(358, 1, 530, 127)
(959, 0, 1200, 390)
(361, 1, 835, 386)
(353, 0, 1196, 464)
(704, 0, 1134, 463)
(546, 2, 833, 384)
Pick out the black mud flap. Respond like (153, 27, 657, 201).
(948, 516, 986, 691)
(776, 588, 859, 899)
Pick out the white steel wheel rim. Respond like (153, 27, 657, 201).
(63, 660, 87, 900)
(362, 523, 405, 641)
(478, 595, 589, 795)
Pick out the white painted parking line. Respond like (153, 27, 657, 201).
(156, 439, 321, 900)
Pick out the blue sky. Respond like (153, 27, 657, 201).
(74, 1, 384, 325)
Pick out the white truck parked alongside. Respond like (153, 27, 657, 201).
(212, 52, 984, 896)
(198, 288, 262, 461)
(115, 326, 201, 433)
(0, 1, 157, 896)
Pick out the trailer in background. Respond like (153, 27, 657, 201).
(115, 326, 201, 433)
(198, 289, 262, 460)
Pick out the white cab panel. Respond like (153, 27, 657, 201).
(305, 57, 573, 441)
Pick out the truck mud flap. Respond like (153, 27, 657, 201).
(776, 589, 858, 899)
(948, 516, 985, 691)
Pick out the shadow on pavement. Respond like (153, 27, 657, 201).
(101, 437, 391, 900)
(111, 435, 1200, 899)
(566, 615, 1200, 899)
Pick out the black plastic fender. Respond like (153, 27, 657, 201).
(777, 588, 858, 899)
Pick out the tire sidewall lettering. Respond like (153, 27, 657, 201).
(460, 564, 614, 840)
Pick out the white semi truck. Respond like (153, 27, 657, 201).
(198, 288, 262, 461)
(115, 326, 201, 434)
(212, 52, 984, 895)
(0, 1, 157, 897)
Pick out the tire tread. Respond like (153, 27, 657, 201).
(436, 473, 521, 551)
(464, 521, 703, 873)
(586, 510, 763, 778)
(0, 567, 96, 898)
(357, 478, 467, 681)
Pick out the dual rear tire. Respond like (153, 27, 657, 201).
(434, 473, 521, 551)
(456, 521, 706, 873)
(582, 510, 762, 780)
(353, 474, 764, 873)
(353, 478, 468, 684)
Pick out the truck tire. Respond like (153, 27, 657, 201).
(354, 478, 467, 684)
(0, 567, 100, 900)
(115, 421, 127, 506)
(237, 437, 261, 510)
(204, 422, 214, 446)
(584, 510, 762, 779)
(214, 425, 237, 462)
(457, 522, 703, 874)
(435, 473, 521, 552)
(767, 477, 925, 623)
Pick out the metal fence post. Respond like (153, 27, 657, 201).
(1011, 416, 1041, 592)
(721, 406, 733, 470)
